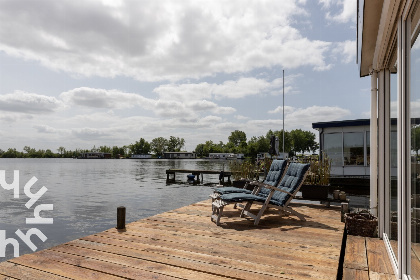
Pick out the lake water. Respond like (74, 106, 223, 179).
(0, 158, 228, 261)
(0, 158, 370, 262)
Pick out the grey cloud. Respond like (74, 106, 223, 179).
(0, 91, 62, 114)
(0, 0, 333, 82)
(34, 125, 56, 134)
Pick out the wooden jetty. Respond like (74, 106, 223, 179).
(0, 199, 396, 279)
(166, 169, 233, 184)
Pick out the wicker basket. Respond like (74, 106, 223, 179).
(345, 211, 378, 237)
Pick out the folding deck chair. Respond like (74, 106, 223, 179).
(211, 162, 310, 226)
(209, 159, 288, 211)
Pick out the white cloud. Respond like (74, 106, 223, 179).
(321, 0, 357, 23)
(60, 86, 235, 119)
(332, 40, 356, 63)
(0, 91, 63, 114)
(285, 105, 351, 127)
(153, 76, 298, 102)
(0, 0, 336, 82)
(235, 115, 249, 120)
(34, 124, 58, 134)
(60, 87, 153, 109)
(268, 105, 295, 114)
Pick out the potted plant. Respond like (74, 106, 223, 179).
(229, 160, 258, 190)
(300, 153, 331, 200)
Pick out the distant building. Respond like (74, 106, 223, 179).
(208, 153, 230, 159)
(163, 152, 196, 159)
(80, 152, 112, 159)
(208, 153, 244, 160)
(131, 154, 152, 159)
(313, 119, 420, 180)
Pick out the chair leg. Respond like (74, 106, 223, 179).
(240, 201, 253, 218)
(211, 200, 226, 226)
(254, 202, 271, 225)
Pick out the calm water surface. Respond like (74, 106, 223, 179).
(0, 158, 227, 261)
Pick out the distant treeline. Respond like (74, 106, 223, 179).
(195, 129, 319, 159)
(0, 136, 185, 159)
(0, 129, 318, 159)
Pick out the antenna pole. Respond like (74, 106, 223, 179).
(282, 69, 285, 156)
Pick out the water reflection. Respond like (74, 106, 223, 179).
(0, 158, 225, 261)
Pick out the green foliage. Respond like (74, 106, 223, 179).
(228, 130, 247, 149)
(300, 153, 331, 186)
(167, 136, 185, 152)
(98, 145, 112, 153)
(247, 136, 269, 159)
(112, 146, 126, 158)
(130, 138, 151, 155)
(151, 137, 168, 157)
(229, 160, 258, 181)
(266, 129, 292, 153)
(289, 129, 319, 154)
(194, 128, 320, 158)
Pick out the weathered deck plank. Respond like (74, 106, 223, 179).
(366, 238, 394, 276)
(0, 200, 344, 279)
(343, 235, 395, 280)
(344, 235, 368, 271)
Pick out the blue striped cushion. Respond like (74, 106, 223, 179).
(220, 193, 266, 203)
(269, 163, 310, 206)
(213, 159, 287, 195)
(213, 186, 252, 195)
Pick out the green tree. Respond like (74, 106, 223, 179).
(247, 135, 270, 158)
(228, 130, 247, 148)
(195, 144, 205, 157)
(2, 148, 19, 158)
(130, 138, 151, 155)
(290, 129, 319, 154)
(44, 149, 55, 158)
(98, 146, 112, 153)
(151, 137, 168, 157)
(266, 129, 292, 154)
(57, 146, 66, 157)
(112, 146, 125, 158)
(167, 136, 185, 152)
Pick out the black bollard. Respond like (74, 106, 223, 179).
(116, 206, 126, 230)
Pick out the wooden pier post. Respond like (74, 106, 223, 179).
(116, 206, 126, 230)
(341, 202, 349, 223)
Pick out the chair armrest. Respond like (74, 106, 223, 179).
(246, 181, 265, 194)
(263, 185, 294, 197)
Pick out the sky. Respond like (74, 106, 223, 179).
(0, 0, 371, 153)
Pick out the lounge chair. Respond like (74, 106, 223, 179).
(209, 159, 288, 210)
(211, 162, 310, 226)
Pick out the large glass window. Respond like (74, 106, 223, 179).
(411, 8, 420, 278)
(390, 72, 398, 251)
(324, 133, 342, 166)
(343, 132, 364, 165)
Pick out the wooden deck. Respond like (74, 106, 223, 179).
(343, 235, 395, 279)
(0, 200, 345, 279)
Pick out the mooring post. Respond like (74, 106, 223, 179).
(341, 202, 349, 223)
(116, 206, 126, 230)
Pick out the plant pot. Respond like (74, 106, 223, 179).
(232, 179, 251, 190)
(300, 184, 329, 200)
(333, 190, 340, 200)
